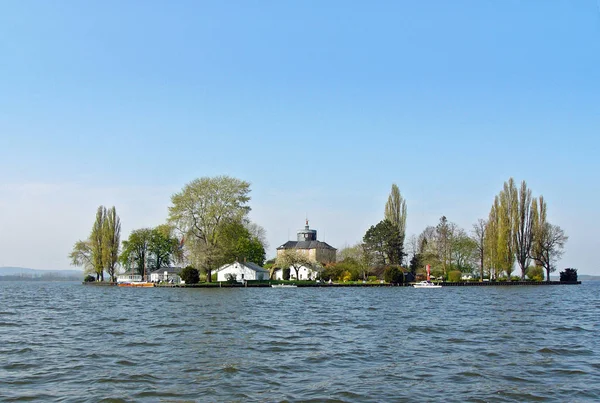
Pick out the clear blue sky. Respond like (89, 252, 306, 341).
(1, 1, 599, 274)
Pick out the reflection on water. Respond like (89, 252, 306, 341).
(1, 281, 599, 402)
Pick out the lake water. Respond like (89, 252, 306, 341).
(1, 281, 599, 402)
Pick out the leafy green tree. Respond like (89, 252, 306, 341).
(531, 223, 568, 282)
(450, 228, 477, 273)
(363, 219, 403, 266)
(102, 206, 121, 282)
(416, 225, 442, 276)
(337, 243, 371, 280)
(263, 258, 276, 278)
(334, 258, 363, 281)
(275, 249, 313, 280)
(69, 240, 95, 276)
(180, 266, 199, 284)
(215, 220, 266, 266)
(384, 184, 407, 261)
(514, 181, 534, 279)
(530, 196, 546, 271)
(409, 253, 423, 274)
(321, 263, 346, 281)
(148, 225, 180, 271)
(497, 178, 517, 279)
(168, 176, 251, 282)
(485, 199, 500, 280)
(485, 179, 519, 279)
(90, 206, 107, 281)
(383, 265, 404, 284)
(120, 228, 152, 277)
(70, 205, 120, 281)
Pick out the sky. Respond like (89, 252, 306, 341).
(1, 1, 599, 274)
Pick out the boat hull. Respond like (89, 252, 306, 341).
(118, 282, 155, 287)
(413, 281, 442, 288)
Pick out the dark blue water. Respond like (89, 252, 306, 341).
(1, 282, 599, 402)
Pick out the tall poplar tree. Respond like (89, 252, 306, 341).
(514, 181, 533, 279)
(70, 205, 120, 281)
(485, 197, 500, 280)
(436, 216, 451, 279)
(102, 206, 121, 282)
(530, 196, 547, 267)
(90, 206, 107, 281)
(384, 184, 407, 262)
(497, 178, 517, 279)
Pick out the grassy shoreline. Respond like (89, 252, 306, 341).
(82, 280, 581, 287)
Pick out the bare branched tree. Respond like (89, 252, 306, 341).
(471, 219, 487, 281)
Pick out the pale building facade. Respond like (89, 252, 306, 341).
(215, 261, 270, 282)
(149, 267, 183, 283)
(276, 220, 337, 265)
(273, 264, 322, 281)
(116, 273, 142, 283)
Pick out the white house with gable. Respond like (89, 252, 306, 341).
(215, 261, 270, 282)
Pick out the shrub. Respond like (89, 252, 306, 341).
(225, 273, 238, 284)
(84, 275, 96, 282)
(180, 266, 200, 284)
(321, 264, 343, 281)
(510, 276, 521, 282)
(526, 266, 544, 281)
(447, 270, 462, 282)
(384, 266, 404, 284)
(341, 269, 360, 282)
(560, 268, 578, 282)
(367, 276, 378, 282)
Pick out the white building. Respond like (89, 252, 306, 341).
(273, 264, 322, 281)
(215, 261, 270, 282)
(116, 273, 142, 283)
(149, 267, 183, 283)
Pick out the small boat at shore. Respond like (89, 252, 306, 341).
(271, 284, 297, 288)
(413, 280, 442, 289)
(118, 282, 155, 288)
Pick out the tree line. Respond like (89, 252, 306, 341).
(70, 176, 569, 283)
(322, 178, 569, 283)
(70, 176, 267, 282)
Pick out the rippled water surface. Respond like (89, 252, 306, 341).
(1, 281, 599, 402)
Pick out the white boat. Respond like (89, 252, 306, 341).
(413, 280, 442, 289)
(271, 284, 297, 288)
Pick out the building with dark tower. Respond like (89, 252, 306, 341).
(276, 220, 337, 265)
